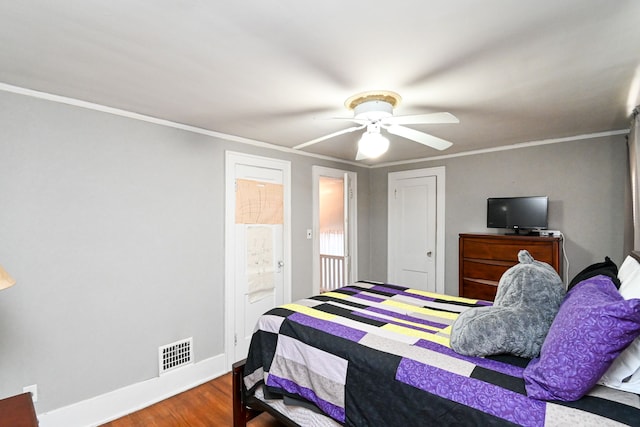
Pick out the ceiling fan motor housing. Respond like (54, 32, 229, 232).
(346, 90, 401, 122)
(353, 100, 394, 121)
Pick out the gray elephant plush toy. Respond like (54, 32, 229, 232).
(450, 250, 565, 358)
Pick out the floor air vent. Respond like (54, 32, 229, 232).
(159, 337, 193, 375)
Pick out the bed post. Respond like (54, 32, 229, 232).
(232, 359, 249, 427)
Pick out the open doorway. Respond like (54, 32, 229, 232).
(312, 167, 357, 294)
(319, 176, 345, 292)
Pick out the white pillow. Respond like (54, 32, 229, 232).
(599, 255, 640, 393)
(618, 255, 640, 285)
(600, 340, 640, 392)
(620, 268, 640, 299)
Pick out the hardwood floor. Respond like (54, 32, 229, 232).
(100, 373, 284, 427)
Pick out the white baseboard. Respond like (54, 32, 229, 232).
(37, 354, 227, 427)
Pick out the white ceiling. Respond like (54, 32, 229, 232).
(1, 1, 639, 165)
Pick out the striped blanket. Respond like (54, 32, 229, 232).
(243, 281, 640, 426)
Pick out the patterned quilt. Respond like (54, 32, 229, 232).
(243, 281, 640, 427)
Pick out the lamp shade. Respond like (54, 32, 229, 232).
(358, 131, 390, 159)
(0, 264, 16, 291)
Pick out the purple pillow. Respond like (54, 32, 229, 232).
(523, 275, 640, 401)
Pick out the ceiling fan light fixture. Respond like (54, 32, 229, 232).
(358, 131, 390, 159)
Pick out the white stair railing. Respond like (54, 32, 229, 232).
(320, 254, 346, 292)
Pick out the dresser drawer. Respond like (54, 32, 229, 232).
(463, 259, 511, 283)
(462, 239, 555, 264)
(461, 279, 498, 301)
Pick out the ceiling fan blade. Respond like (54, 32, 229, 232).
(382, 112, 459, 126)
(293, 124, 366, 150)
(355, 149, 370, 161)
(385, 125, 453, 151)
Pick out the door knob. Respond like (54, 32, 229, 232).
(427, 251, 432, 257)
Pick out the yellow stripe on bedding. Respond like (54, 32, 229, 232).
(320, 291, 350, 300)
(381, 323, 450, 347)
(381, 299, 459, 321)
(281, 303, 337, 321)
(405, 288, 479, 305)
(387, 317, 441, 332)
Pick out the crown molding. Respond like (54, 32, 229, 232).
(0, 82, 629, 170)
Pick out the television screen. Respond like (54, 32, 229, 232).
(487, 196, 548, 231)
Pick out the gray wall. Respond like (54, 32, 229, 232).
(0, 88, 630, 415)
(0, 90, 369, 413)
(367, 135, 630, 295)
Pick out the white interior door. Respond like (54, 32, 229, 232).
(388, 167, 445, 293)
(225, 152, 291, 365)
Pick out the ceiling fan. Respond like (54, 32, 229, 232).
(293, 90, 459, 160)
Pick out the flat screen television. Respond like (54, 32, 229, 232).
(487, 196, 548, 234)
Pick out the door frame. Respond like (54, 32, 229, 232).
(312, 166, 358, 294)
(387, 166, 445, 294)
(224, 151, 292, 367)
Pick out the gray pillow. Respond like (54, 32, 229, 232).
(450, 250, 565, 358)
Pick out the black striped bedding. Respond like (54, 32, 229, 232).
(243, 281, 640, 426)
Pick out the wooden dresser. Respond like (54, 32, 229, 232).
(0, 393, 38, 426)
(459, 233, 562, 301)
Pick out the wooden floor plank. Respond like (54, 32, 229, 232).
(99, 373, 284, 427)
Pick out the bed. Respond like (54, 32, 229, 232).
(233, 269, 640, 426)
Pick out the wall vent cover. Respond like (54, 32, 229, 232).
(159, 337, 193, 375)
